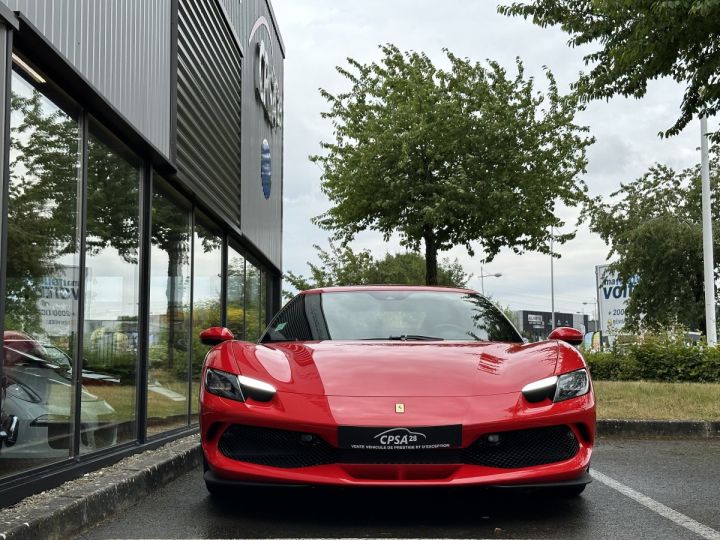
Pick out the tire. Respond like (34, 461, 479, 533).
(552, 484, 586, 498)
(205, 479, 230, 498)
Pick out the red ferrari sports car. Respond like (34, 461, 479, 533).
(200, 286, 595, 495)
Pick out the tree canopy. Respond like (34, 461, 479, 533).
(585, 146, 720, 331)
(312, 44, 592, 285)
(499, 0, 720, 141)
(283, 242, 471, 299)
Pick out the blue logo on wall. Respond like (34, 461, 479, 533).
(261, 139, 272, 199)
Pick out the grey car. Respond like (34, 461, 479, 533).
(2, 333, 118, 460)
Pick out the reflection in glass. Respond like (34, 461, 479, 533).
(226, 246, 245, 339)
(147, 184, 191, 434)
(1, 70, 81, 476)
(245, 263, 262, 342)
(191, 218, 222, 415)
(259, 271, 267, 335)
(80, 124, 140, 451)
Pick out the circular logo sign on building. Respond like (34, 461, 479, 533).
(261, 138, 271, 199)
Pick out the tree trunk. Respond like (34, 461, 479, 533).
(423, 226, 438, 286)
(165, 244, 181, 369)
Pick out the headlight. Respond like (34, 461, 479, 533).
(554, 369, 590, 402)
(205, 369, 276, 402)
(522, 369, 589, 403)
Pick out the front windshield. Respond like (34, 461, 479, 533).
(321, 290, 521, 342)
(3, 340, 71, 375)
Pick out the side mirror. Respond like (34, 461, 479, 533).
(548, 327, 583, 346)
(199, 327, 234, 346)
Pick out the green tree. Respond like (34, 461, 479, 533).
(499, 0, 720, 141)
(365, 252, 470, 288)
(284, 242, 471, 299)
(311, 44, 592, 285)
(585, 147, 720, 331)
(6, 87, 80, 331)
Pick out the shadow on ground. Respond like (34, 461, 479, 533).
(200, 485, 592, 538)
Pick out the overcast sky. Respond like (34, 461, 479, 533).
(272, 0, 714, 317)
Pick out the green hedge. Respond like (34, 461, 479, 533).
(584, 337, 720, 382)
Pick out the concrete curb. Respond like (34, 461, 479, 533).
(0, 434, 201, 540)
(597, 419, 720, 439)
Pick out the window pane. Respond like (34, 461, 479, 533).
(226, 246, 245, 339)
(259, 271, 267, 334)
(147, 184, 191, 435)
(191, 218, 222, 416)
(245, 263, 261, 342)
(81, 124, 140, 452)
(1, 70, 81, 476)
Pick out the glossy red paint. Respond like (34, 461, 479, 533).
(200, 286, 596, 488)
(227, 340, 559, 397)
(548, 326, 584, 345)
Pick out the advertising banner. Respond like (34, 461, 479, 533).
(596, 265, 638, 339)
(38, 266, 81, 336)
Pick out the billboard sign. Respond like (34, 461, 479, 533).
(596, 264, 638, 337)
(38, 266, 81, 337)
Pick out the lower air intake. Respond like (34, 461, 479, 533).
(218, 424, 579, 469)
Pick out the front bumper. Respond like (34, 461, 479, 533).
(201, 390, 595, 487)
(203, 469, 593, 490)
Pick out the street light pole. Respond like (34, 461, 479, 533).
(701, 115, 717, 346)
(583, 301, 598, 327)
(479, 265, 502, 296)
(550, 226, 555, 330)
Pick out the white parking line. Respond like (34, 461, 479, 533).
(591, 469, 720, 540)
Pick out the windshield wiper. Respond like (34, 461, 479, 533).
(388, 334, 445, 341)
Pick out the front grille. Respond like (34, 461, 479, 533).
(463, 425, 580, 468)
(218, 425, 336, 468)
(218, 424, 579, 469)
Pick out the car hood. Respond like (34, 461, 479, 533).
(231, 341, 559, 397)
(4, 365, 106, 404)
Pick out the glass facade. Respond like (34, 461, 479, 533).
(245, 262, 262, 342)
(0, 49, 276, 489)
(190, 217, 223, 416)
(225, 246, 269, 343)
(80, 124, 141, 452)
(147, 183, 192, 435)
(1, 70, 82, 476)
(226, 245, 245, 339)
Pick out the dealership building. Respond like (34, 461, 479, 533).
(0, 0, 284, 504)
(513, 311, 591, 341)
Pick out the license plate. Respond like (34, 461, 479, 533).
(338, 425, 462, 450)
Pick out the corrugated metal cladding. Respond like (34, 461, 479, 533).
(176, 0, 243, 229)
(5, 0, 172, 158)
(224, 0, 284, 269)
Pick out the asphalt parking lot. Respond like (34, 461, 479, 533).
(79, 438, 720, 539)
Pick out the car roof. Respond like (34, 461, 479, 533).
(300, 285, 478, 295)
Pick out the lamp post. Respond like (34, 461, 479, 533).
(480, 266, 502, 295)
(550, 226, 555, 329)
(701, 115, 717, 346)
(582, 301, 598, 325)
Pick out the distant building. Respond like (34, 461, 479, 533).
(513, 310, 590, 341)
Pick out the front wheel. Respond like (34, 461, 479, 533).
(203, 456, 227, 497)
(551, 484, 586, 497)
(205, 479, 230, 498)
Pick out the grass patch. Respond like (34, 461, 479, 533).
(594, 380, 720, 421)
(87, 380, 720, 422)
